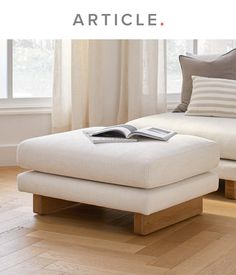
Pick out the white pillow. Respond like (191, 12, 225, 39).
(185, 75, 236, 118)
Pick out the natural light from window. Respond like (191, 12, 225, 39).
(1, 39, 236, 108)
(0, 40, 7, 99)
(166, 40, 193, 95)
(13, 40, 55, 98)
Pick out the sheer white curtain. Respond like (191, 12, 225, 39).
(52, 40, 167, 133)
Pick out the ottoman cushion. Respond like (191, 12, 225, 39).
(18, 171, 218, 215)
(17, 128, 219, 189)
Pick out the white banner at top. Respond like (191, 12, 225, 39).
(0, 0, 235, 39)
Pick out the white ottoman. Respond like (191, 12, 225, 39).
(17, 128, 220, 235)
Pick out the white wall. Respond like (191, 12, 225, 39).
(0, 113, 51, 166)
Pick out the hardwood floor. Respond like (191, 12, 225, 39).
(1, 167, 236, 274)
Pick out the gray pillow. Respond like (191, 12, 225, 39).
(186, 52, 219, 61)
(174, 48, 236, 112)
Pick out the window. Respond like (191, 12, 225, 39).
(166, 40, 193, 105)
(166, 39, 236, 105)
(0, 41, 7, 99)
(0, 39, 55, 109)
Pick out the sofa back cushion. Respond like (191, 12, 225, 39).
(174, 48, 236, 112)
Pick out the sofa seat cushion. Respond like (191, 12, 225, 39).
(218, 159, 236, 181)
(129, 112, 236, 161)
(17, 128, 219, 189)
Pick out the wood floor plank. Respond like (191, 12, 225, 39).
(28, 230, 145, 253)
(0, 209, 32, 223)
(137, 221, 212, 257)
(34, 270, 65, 275)
(0, 236, 42, 258)
(0, 214, 35, 234)
(33, 240, 167, 274)
(204, 199, 236, 218)
(0, 226, 34, 245)
(1, 256, 55, 275)
(41, 252, 167, 275)
(127, 218, 193, 246)
(0, 246, 47, 272)
(45, 260, 128, 275)
(33, 239, 158, 265)
(24, 218, 135, 243)
(164, 236, 236, 275)
(152, 230, 222, 268)
(0, 204, 22, 214)
(197, 246, 236, 275)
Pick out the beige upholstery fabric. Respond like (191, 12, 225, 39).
(17, 171, 218, 215)
(129, 112, 236, 161)
(218, 159, 236, 181)
(17, 128, 219, 189)
(174, 49, 236, 112)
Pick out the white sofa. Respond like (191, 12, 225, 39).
(129, 112, 236, 199)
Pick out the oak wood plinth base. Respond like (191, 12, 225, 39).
(33, 194, 79, 215)
(225, 180, 236, 199)
(33, 195, 203, 235)
(134, 197, 203, 235)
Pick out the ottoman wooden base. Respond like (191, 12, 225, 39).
(33, 194, 79, 215)
(134, 197, 202, 235)
(33, 194, 202, 235)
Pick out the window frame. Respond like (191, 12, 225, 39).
(0, 40, 8, 100)
(0, 40, 53, 111)
(166, 39, 198, 108)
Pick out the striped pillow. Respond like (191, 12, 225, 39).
(185, 76, 236, 118)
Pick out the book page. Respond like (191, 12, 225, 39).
(128, 127, 176, 141)
(138, 128, 170, 137)
(91, 124, 137, 138)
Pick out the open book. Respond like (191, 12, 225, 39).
(85, 124, 176, 144)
